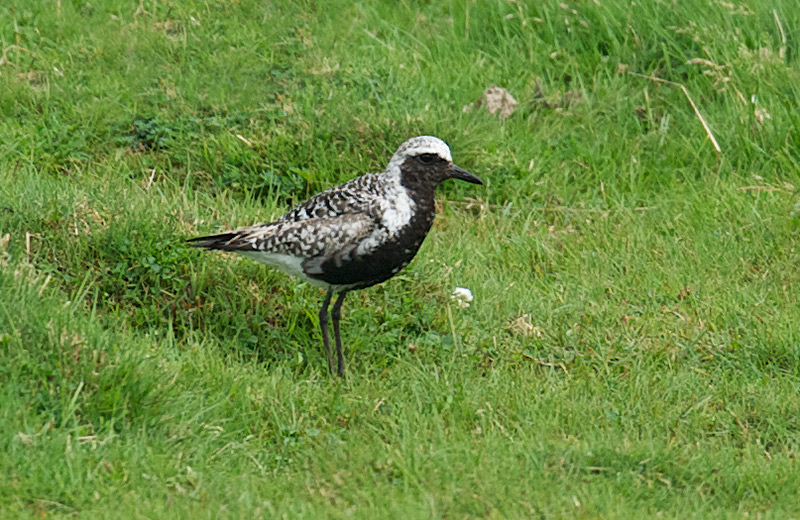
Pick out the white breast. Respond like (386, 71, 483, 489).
(347, 178, 415, 257)
(381, 183, 414, 232)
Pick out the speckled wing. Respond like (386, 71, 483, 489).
(189, 214, 377, 259)
(280, 174, 384, 222)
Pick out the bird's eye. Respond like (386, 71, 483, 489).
(418, 153, 437, 164)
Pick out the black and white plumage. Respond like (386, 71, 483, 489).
(189, 135, 483, 376)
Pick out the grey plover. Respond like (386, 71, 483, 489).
(189, 135, 483, 376)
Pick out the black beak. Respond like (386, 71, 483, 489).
(448, 164, 483, 185)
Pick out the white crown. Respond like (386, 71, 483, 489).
(387, 136, 452, 171)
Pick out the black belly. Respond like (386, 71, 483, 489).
(309, 217, 433, 289)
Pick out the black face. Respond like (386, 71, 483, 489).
(401, 153, 483, 190)
(399, 153, 449, 189)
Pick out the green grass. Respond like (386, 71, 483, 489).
(2, 0, 800, 517)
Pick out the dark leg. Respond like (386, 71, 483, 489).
(319, 288, 334, 374)
(331, 291, 348, 377)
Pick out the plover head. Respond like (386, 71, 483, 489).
(386, 135, 483, 189)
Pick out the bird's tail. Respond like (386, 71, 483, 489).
(186, 232, 241, 250)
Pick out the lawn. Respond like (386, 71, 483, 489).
(2, 0, 800, 517)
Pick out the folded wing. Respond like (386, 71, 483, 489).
(188, 213, 376, 259)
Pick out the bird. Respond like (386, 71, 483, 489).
(188, 135, 483, 376)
